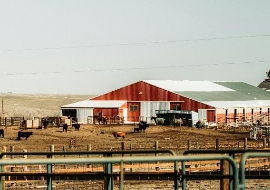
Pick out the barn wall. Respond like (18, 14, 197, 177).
(77, 108, 93, 124)
(207, 110, 216, 122)
(181, 98, 214, 112)
(92, 81, 214, 112)
(93, 108, 119, 118)
(140, 102, 170, 121)
(92, 81, 182, 101)
(198, 109, 207, 121)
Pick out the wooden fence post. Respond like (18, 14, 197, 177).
(23, 149, 28, 175)
(10, 146, 14, 159)
(130, 144, 133, 172)
(1, 146, 6, 190)
(263, 138, 266, 149)
(221, 159, 229, 190)
(244, 138, 247, 149)
(195, 142, 199, 150)
(121, 142, 125, 157)
(87, 144, 91, 157)
(62, 145, 66, 169)
(155, 141, 159, 170)
(50, 145, 54, 159)
(187, 140, 191, 150)
(87, 144, 91, 168)
(216, 139, 219, 150)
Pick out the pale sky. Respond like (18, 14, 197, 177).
(0, 1, 269, 95)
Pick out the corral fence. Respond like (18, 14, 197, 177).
(0, 150, 238, 190)
(1, 141, 270, 189)
(0, 116, 77, 128)
(0, 117, 24, 127)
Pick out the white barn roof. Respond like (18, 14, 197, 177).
(203, 100, 270, 108)
(143, 80, 234, 92)
(61, 100, 126, 108)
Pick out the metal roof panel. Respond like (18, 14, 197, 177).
(61, 100, 126, 108)
(202, 100, 270, 108)
(143, 80, 234, 92)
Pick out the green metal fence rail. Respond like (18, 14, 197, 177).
(0, 150, 177, 190)
(0, 154, 238, 190)
(184, 149, 270, 190)
(239, 152, 270, 190)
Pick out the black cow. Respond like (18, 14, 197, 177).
(138, 121, 150, 132)
(38, 118, 50, 129)
(62, 124, 68, 132)
(42, 119, 50, 129)
(195, 120, 204, 129)
(134, 127, 142, 133)
(17, 131, 33, 140)
(0, 129, 4, 138)
(72, 123, 80, 131)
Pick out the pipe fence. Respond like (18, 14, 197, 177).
(0, 154, 238, 190)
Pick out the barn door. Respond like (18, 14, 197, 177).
(127, 102, 140, 122)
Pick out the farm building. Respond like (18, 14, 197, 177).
(60, 80, 270, 125)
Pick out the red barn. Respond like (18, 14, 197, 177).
(61, 80, 270, 125)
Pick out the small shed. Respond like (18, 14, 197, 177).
(155, 110, 197, 127)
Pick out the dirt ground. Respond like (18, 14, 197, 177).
(0, 124, 257, 154)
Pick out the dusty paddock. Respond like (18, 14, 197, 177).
(0, 124, 256, 153)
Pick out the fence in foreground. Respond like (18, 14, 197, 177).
(1, 149, 270, 189)
(0, 154, 238, 190)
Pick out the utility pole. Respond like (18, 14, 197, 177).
(1, 99, 3, 118)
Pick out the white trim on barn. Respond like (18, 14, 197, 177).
(61, 100, 127, 108)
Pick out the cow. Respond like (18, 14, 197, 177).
(62, 124, 68, 132)
(114, 115, 124, 124)
(38, 118, 50, 129)
(195, 120, 204, 129)
(134, 127, 142, 133)
(72, 123, 80, 131)
(151, 117, 165, 125)
(42, 118, 50, 129)
(0, 129, 4, 138)
(173, 118, 183, 126)
(112, 132, 125, 139)
(93, 115, 107, 125)
(17, 131, 33, 140)
(138, 121, 149, 132)
(98, 117, 107, 125)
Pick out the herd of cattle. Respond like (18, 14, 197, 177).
(0, 116, 204, 141)
(0, 119, 82, 141)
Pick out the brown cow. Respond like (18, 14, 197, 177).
(112, 131, 125, 139)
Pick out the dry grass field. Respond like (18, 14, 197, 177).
(0, 93, 93, 118)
